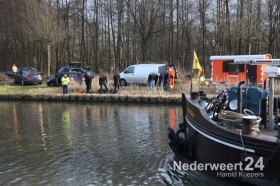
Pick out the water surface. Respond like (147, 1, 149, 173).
(0, 101, 234, 185)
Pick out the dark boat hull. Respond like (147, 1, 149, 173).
(169, 93, 280, 185)
(186, 123, 280, 185)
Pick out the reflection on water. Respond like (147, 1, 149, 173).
(38, 104, 47, 150)
(62, 109, 72, 148)
(169, 108, 176, 130)
(0, 101, 234, 185)
(12, 103, 20, 149)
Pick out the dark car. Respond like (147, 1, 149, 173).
(58, 66, 84, 74)
(47, 65, 94, 87)
(4, 71, 15, 79)
(46, 76, 58, 87)
(47, 71, 83, 87)
(14, 67, 43, 85)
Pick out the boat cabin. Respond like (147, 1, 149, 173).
(210, 54, 272, 84)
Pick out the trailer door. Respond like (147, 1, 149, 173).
(247, 65, 257, 84)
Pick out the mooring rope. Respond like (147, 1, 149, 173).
(240, 131, 247, 154)
(219, 110, 244, 128)
(219, 110, 261, 134)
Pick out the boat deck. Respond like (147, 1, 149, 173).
(216, 121, 279, 143)
(186, 94, 280, 143)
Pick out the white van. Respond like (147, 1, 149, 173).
(119, 64, 166, 86)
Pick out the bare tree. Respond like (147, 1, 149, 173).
(1, 0, 280, 77)
(21, 0, 65, 76)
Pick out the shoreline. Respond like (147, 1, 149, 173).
(0, 93, 182, 105)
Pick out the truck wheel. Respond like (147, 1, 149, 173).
(119, 79, 127, 86)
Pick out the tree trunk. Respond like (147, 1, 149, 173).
(47, 43, 51, 77)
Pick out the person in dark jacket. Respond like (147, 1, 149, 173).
(158, 69, 164, 92)
(148, 72, 158, 91)
(113, 70, 120, 92)
(83, 72, 92, 93)
(163, 70, 170, 92)
(99, 72, 108, 93)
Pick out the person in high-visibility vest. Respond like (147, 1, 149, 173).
(61, 74, 70, 94)
(167, 66, 175, 89)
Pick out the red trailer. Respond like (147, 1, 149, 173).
(210, 54, 272, 84)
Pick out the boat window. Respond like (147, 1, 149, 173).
(223, 61, 245, 73)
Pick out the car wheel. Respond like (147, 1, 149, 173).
(119, 79, 127, 86)
(21, 80, 25, 86)
(49, 82, 55, 87)
(39, 82, 42, 85)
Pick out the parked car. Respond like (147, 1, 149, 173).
(57, 66, 93, 76)
(14, 67, 43, 85)
(47, 71, 83, 87)
(4, 71, 15, 78)
(47, 62, 94, 87)
(119, 64, 166, 86)
(46, 76, 59, 87)
(70, 61, 82, 69)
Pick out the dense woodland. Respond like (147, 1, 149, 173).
(0, 0, 280, 77)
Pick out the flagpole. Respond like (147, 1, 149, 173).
(190, 72, 193, 93)
(190, 50, 194, 93)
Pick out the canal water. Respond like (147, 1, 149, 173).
(0, 101, 234, 186)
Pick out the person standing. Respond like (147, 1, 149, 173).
(167, 66, 175, 89)
(113, 70, 120, 92)
(148, 72, 158, 91)
(61, 74, 70, 94)
(158, 69, 164, 92)
(12, 64, 18, 75)
(99, 72, 108, 93)
(163, 69, 170, 92)
(84, 72, 92, 93)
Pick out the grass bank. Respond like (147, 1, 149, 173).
(0, 74, 194, 96)
(0, 78, 188, 105)
(5, 73, 271, 99)
(0, 81, 185, 96)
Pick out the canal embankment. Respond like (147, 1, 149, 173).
(0, 93, 182, 104)
(0, 76, 184, 104)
